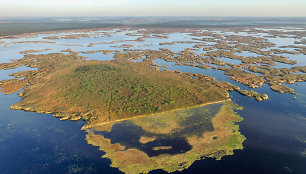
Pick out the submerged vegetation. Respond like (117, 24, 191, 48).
(86, 102, 245, 174)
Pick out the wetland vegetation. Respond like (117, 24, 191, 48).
(0, 24, 306, 174)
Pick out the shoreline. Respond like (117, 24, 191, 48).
(81, 99, 231, 130)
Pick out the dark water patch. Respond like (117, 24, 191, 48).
(96, 103, 222, 157)
(175, 104, 221, 137)
(100, 121, 192, 157)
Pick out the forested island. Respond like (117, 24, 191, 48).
(0, 53, 231, 127)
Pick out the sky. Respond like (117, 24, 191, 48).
(0, 0, 305, 17)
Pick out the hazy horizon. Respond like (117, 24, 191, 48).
(0, 0, 305, 17)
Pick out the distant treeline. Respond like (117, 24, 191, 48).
(0, 22, 122, 36)
(139, 18, 306, 28)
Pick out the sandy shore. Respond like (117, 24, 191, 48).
(82, 99, 231, 130)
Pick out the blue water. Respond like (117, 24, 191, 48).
(0, 92, 121, 174)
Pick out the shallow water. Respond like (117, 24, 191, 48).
(92, 103, 222, 157)
(0, 27, 306, 174)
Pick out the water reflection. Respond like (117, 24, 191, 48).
(0, 93, 118, 174)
